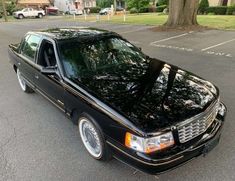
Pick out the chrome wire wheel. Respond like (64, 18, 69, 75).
(79, 118, 102, 158)
(17, 69, 26, 91)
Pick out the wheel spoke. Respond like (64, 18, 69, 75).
(79, 119, 102, 158)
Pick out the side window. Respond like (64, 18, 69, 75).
(21, 35, 41, 61)
(19, 35, 30, 52)
(38, 40, 57, 67)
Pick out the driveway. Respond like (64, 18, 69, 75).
(0, 19, 234, 181)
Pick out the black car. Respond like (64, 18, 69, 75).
(8, 28, 226, 174)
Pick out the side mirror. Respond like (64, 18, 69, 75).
(40, 66, 57, 75)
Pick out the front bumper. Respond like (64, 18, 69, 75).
(107, 102, 227, 175)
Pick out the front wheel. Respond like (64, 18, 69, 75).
(18, 14, 24, 19)
(38, 13, 43, 18)
(78, 116, 111, 161)
(16, 69, 34, 93)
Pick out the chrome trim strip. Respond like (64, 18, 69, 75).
(57, 99, 64, 106)
(175, 98, 219, 128)
(21, 76, 35, 89)
(106, 141, 184, 166)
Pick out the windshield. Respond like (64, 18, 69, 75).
(58, 37, 147, 79)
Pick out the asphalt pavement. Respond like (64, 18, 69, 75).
(0, 18, 235, 181)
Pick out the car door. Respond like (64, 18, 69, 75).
(17, 34, 42, 89)
(30, 8, 36, 17)
(23, 8, 30, 17)
(34, 38, 65, 112)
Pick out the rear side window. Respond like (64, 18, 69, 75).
(21, 35, 41, 61)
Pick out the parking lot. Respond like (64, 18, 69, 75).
(0, 19, 235, 181)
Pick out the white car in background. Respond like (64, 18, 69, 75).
(99, 8, 111, 15)
(68, 9, 83, 15)
(13, 8, 45, 19)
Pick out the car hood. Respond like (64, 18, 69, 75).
(74, 58, 219, 132)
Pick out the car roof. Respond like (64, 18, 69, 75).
(29, 27, 119, 41)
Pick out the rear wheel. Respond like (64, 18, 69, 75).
(78, 115, 111, 161)
(16, 69, 34, 93)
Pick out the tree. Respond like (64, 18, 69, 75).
(198, 0, 209, 14)
(1, 0, 8, 22)
(157, 0, 168, 6)
(152, 0, 156, 6)
(96, 0, 113, 8)
(165, 0, 199, 27)
(126, 0, 150, 11)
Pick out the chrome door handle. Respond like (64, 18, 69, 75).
(35, 75, 39, 79)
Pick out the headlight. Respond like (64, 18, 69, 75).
(125, 132, 175, 153)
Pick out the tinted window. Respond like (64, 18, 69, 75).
(59, 37, 146, 79)
(21, 35, 41, 61)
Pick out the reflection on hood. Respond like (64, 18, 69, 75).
(72, 58, 218, 132)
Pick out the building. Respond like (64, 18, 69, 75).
(208, 0, 235, 6)
(54, 0, 96, 12)
(16, 0, 51, 9)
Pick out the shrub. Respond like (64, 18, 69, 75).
(5, 2, 20, 15)
(157, 0, 169, 6)
(96, 0, 113, 8)
(207, 12, 215, 15)
(130, 7, 138, 14)
(226, 5, 235, 15)
(156, 5, 167, 12)
(206, 6, 228, 15)
(127, 0, 150, 10)
(198, 0, 209, 14)
(148, 7, 156, 12)
(139, 7, 149, 13)
(86, 7, 101, 13)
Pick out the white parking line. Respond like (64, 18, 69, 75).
(150, 31, 194, 45)
(201, 38, 235, 51)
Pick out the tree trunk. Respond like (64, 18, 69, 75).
(1, 0, 8, 22)
(165, 0, 199, 27)
(114, 0, 117, 13)
(152, 0, 156, 6)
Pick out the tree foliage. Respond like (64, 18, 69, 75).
(96, 0, 113, 8)
(198, 0, 209, 14)
(157, 0, 169, 6)
(126, 0, 150, 11)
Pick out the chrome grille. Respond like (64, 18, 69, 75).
(177, 105, 218, 143)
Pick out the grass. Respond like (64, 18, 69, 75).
(1, 13, 235, 30)
(197, 15, 235, 29)
(69, 13, 235, 30)
(106, 14, 235, 30)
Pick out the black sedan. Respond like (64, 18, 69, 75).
(8, 28, 227, 174)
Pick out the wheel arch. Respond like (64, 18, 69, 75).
(18, 14, 24, 17)
(13, 64, 17, 73)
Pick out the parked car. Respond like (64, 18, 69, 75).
(66, 9, 83, 15)
(8, 28, 227, 174)
(46, 6, 59, 15)
(13, 8, 45, 19)
(116, 7, 124, 11)
(99, 8, 111, 15)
